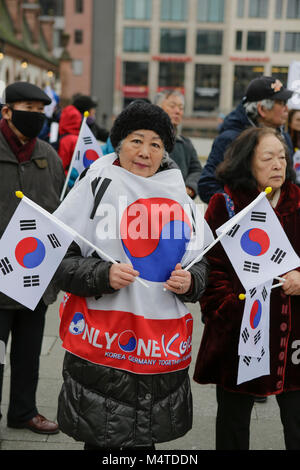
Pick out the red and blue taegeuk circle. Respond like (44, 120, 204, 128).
(15, 237, 46, 269)
(83, 149, 99, 168)
(240, 228, 270, 256)
(118, 330, 137, 352)
(249, 299, 262, 329)
(120, 198, 192, 282)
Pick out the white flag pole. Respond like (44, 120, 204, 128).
(60, 111, 89, 202)
(16, 192, 149, 288)
(183, 187, 272, 272)
(238, 276, 286, 300)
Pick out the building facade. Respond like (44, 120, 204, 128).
(0, 0, 58, 97)
(112, 0, 300, 117)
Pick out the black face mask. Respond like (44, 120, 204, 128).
(10, 109, 46, 139)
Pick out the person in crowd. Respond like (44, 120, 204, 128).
(53, 100, 210, 450)
(38, 86, 61, 146)
(193, 126, 300, 450)
(58, 95, 109, 182)
(287, 108, 300, 149)
(154, 90, 202, 199)
(57, 100, 82, 175)
(72, 95, 109, 143)
(287, 108, 300, 185)
(0, 81, 65, 434)
(198, 76, 294, 203)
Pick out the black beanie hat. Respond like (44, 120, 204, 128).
(73, 95, 97, 113)
(110, 100, 175, 154)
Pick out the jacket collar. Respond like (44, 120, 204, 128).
(0, 118, 36, 162)
(224, 180, 300, 216)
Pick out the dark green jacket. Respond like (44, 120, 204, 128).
(169, 135, 202, 197)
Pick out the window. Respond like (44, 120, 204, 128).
(123, 62, 148, 86)
(158, 62, 185, 88)
(247, 31, 266, 51)
(40, 0, 64, 16)
(160, 29, 186, 53)
(160, 0, 187, 21)
(249, 0, 268, 17)
(271, 66, 288, 86)
(233, 65, 265, 106)
(236, 31, 243, 50)
(72, 59, 83, 75)
(275, 0, 283, 17)
(273, 31, 281, 52)
(75, 0, 83, 13)
(197, 0, 225, 22)
(74, 30, 83, 44)
(237, 0, 245, 17)
(194, 64, 221, 112)
(123, 27, 150, 52)
(196, 30, 223, 54)
(287, 0, 300, 18)
(124, 0, 152, 20)
(285, 32, 300, 52)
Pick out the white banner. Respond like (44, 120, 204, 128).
(287, 61, 300, 109)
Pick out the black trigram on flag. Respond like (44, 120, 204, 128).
(262, 286, 268, 301)
(83, 136, 93, 145)
(249, 287, 257, 298)
(242, 327, 250, 343)
(23, 275, 40, 287)
(226, 224, 240, 237)
(75, 151, 80, 161)
(254, 330, 261, 345)
(271, 248, 286, 264)
(47, 233, 61, 248)
(243, 356, 251, 366)
(250, 211, 267, 223)
(257, 347, 265, 362)
(20, 219, 36, 231)
(90, 177, 112, 220)
(0, 257, 13, 275)
(243, 261, 260, 273)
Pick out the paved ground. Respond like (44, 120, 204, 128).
(0, 293, 286, 453)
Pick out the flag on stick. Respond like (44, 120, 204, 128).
(184, 188, 272, 272)
(216, 190, 299, 289)
(238, 279, 272, 358)
(0, 193, 148, 310)
(60, 112, 103, 200)
(0, 193, 75, 310)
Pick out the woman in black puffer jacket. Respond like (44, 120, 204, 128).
(54, 101, 210, 450)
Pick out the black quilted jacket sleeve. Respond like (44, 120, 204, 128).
(55, 241, 209, 302)
(55, 241, 116, 297)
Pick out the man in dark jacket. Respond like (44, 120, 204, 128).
(198, 76, 294, 203)
(154, 90, 202, 199)
(0, 82, 65, 435)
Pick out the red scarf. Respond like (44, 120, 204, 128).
(0, 118, 36, 163)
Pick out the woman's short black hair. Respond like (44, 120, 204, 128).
(216, 126, 295, 191)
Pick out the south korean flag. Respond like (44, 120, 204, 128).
(61, 117, 103, 200)
(216, 194, 299, 290)
(0, 197, 74, 310)
(238, 279, 272, 358)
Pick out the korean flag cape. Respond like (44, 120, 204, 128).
(56, 154, 213, 375)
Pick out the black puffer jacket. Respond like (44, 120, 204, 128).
(54, 158, 209, 449)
